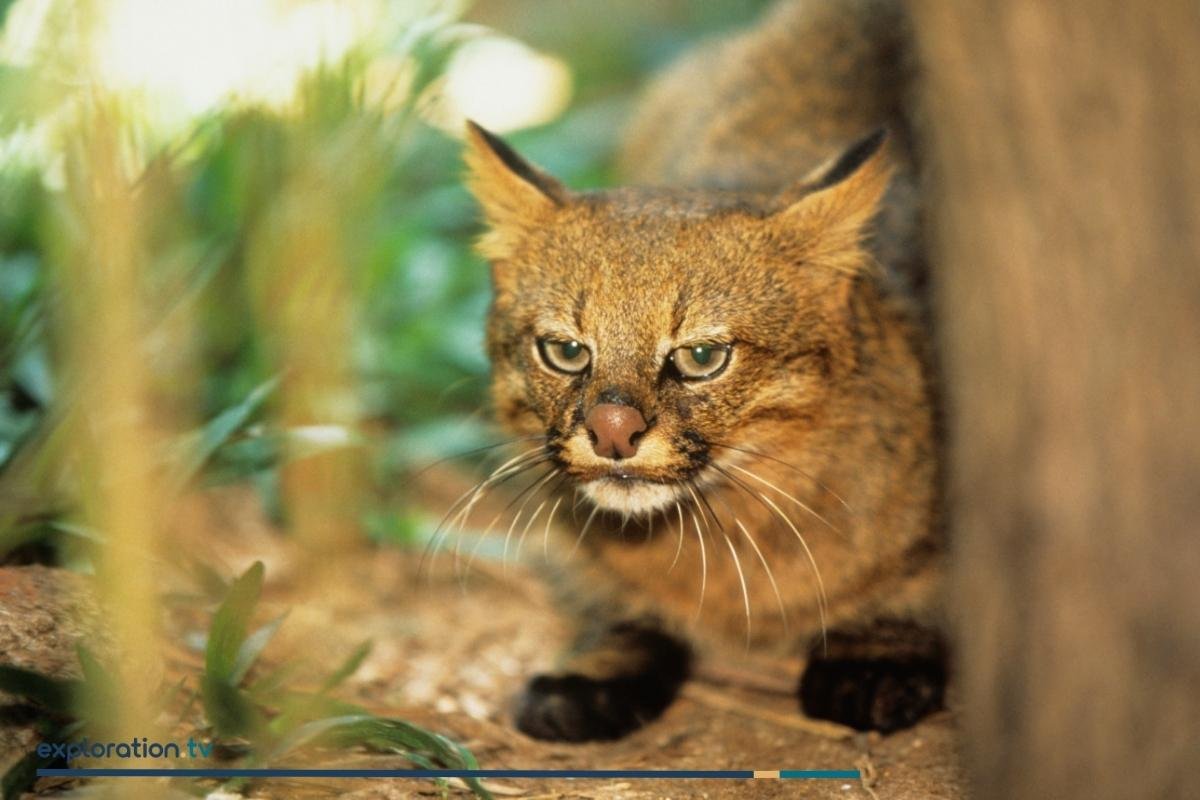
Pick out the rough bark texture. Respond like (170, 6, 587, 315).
(910, 2, 1200, 798)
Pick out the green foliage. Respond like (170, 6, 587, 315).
(0, 561, 491, 798)
(0, 0, 776, 561)
(320, 640, 374, 694)
(201, 561, 269, 739)
(198, 561, 492, 797)
(170, 377, 279, 489)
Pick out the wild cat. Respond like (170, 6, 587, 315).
(457, 0, 944, 740)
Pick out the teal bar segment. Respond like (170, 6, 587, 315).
(780, 770, 861, 779)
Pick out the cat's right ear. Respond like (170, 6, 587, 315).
(768, 128, 893, 274)
(464, 121, 566, 257)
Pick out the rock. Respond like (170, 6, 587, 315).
(0, 566, 94, 687)
(0, 566, 96, 782)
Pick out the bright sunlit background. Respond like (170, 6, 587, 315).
(0, 0, 573, 181)
(0, 0, 769, 792)
(0, 0, 768, 540)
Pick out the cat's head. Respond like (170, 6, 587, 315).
(464, 122, 893, 516)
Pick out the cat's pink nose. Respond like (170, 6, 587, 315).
(585, 403, 647, 460)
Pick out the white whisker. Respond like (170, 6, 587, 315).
(514, 498, 548, 563)
(721, 530, 752, 647)
(734, 518, 789, 635)
(432, 446, 548, 573)
(569, 505, 601, 559)
(728, 462, 841, 535)
(685, 483, 714, 534)
(712, 441, 854, 514)
(757, 491, 828, 647)
(670, 501, 685, 571)
(542, 496, 563, 561)
(688, 504, 707, 621)
(462, 508, 504, 585)
(503, 469, 559, 571)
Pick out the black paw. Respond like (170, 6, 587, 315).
(799, 656, 945, 733)
(514, 670, 682, 742)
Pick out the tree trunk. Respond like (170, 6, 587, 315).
(910, 2, 1200, 798)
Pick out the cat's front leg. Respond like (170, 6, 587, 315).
(798, 621, 947, 732)
(514, 619, 691, 741)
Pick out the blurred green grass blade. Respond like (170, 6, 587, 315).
(269, 713, 492, 799)
(268, 713, 368, 759)
(247, 660, 301, 701)
(75, 645, 117, 709)
(172, 377, 279, 488)
(327, 716, 492, 799)
(0, 66, 42, 135)
(319, 639, 372, 694)
(265, 692, 366, 740)
(393, 17, 470, 102)
(230, 612, 288, 685)
(3, 747, 41, 800)
(48, 521, 105, 543)
(204, 561, 265, 683)
(200, 676, 264, 740)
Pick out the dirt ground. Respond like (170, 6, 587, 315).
(1, 484, 968, 799)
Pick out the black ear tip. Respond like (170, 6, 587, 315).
(815, 127, 890, 189)
(861, 127, 888, 155)
(463, 118, 566, 204)
(465, 119, 498, 145)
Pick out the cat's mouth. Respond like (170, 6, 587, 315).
(552, 427, 708, 515)
(579, 474, 687, 516)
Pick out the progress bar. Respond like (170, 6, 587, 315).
(38, 768, 862, 780)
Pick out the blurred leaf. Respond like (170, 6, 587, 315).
(1, 717, 81, 800)
(172, 377, 279, 488)
(10, 344, 52, 406)
(0, 396, 37, 471)
(230, 612, 288, 686)
(265, 691, 364, 739)
(271, 713, 492, 799)
(200, 676, 264, 740)
(363, 509, 422, 546)
(2, 747, 41, 800)
(48, 521, 104, 544)
(395, 18, 473, 103)
(247, 660, 301, 701)
(322, 715, 492, 798)
(74, 645, 120, 723)
(75, 645, 114, 696)
(204, 561, 264, 683)
(0, 66, 44, 135)
(384, 416, 494, 472)
(319, 640, 372, 694)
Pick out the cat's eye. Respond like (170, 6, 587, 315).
(671, 343, 730, 380)
(537, 338, 591, 374)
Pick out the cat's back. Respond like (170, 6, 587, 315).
(619, 0, 920, 283)
(620, 0, 913, 189)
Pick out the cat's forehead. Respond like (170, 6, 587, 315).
(526, 190, 774, 277)
(510, 193, 797, 340)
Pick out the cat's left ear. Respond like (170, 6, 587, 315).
(770, 128, 893, 272)
(464, 121, 567, 257)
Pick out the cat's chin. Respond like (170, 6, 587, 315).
(579, 478, 683, 516)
